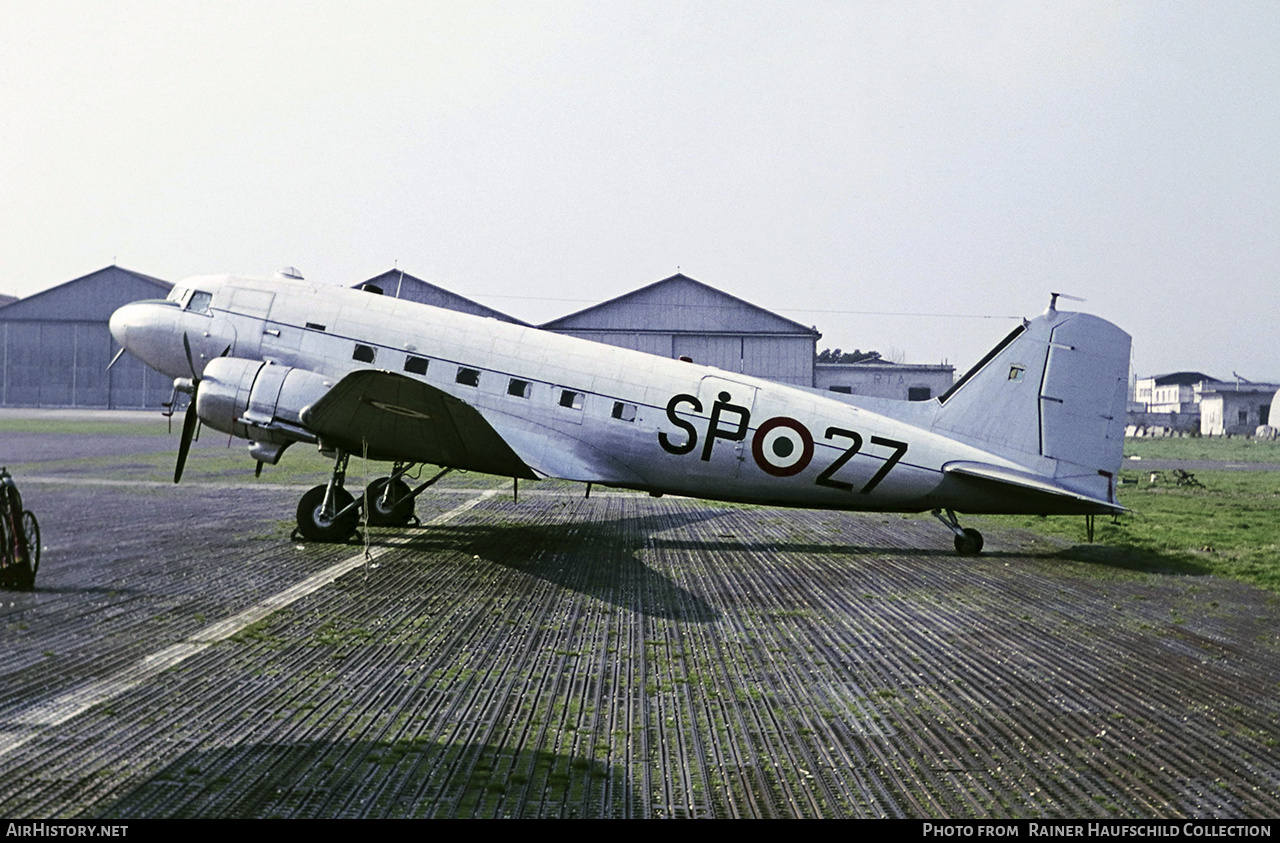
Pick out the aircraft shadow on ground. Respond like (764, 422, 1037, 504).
(92, 738, 636, 819)
(1041, 542, 1211, 577)
(355, 501, 1214, 591)
(358, 507, 723, 622)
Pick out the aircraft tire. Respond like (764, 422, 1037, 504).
(296, 485, 358, 543)
(954, 528, 984, 556)
(364, 478, 414, 526)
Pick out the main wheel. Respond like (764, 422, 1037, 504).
(21, 511, 39, 577)
(954, 527, 984, 556)
(296, 485, 358, 542)
(364, 477, 414, 526)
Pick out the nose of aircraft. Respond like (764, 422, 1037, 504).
(108, 300, 186, 378)
(108, 304, 132, 348)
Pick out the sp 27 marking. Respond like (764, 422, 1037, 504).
(658, 392, 909, 494)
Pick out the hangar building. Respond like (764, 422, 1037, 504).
(540, 274, 821, 387)
(358, 269, 527, 325)
(1, 266, 952, 406)
(0, 266, 173, 408)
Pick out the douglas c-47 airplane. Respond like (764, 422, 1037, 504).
(109, 272, 1130, 555)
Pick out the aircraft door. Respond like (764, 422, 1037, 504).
(262, 297, 340, 367)
(695, 375, 757, 478)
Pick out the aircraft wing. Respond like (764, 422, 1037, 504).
(942, 460, 1126, 515)
(300, 370, 537, 478)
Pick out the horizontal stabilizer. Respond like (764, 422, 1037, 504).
(944, 461, 1125, 515)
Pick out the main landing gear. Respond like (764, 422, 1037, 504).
(932, 508, 984, 556)
(294, 453, 453, 542)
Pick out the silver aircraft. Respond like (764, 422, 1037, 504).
(109, 274, 1130, 554)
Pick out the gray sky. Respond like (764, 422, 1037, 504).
(2, 1, 1276, 381)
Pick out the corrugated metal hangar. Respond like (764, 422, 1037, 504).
(0, 266, 948, 407)
(359, 269, 528, 325)
(541, 274, 820, 386)
(0, 266, 173, 408)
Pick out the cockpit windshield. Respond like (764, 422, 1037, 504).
(187, 291, 213, 314)
(163, 286, 213, 314)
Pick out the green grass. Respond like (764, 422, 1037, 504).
(0, 418, 174, 436)
(10, 446, 340, 486)
(984, 468, 1280, 591)
(1123, 436, 1280, 463)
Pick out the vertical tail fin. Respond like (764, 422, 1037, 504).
(933, 308, 1131, 502)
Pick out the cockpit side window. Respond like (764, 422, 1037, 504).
(166, 287, 189, 305)
(186, 291, 213, 314)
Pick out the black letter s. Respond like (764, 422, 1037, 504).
(658, 393, 701, 455)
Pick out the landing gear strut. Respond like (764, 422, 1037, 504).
(296, 451, 359, 542)
(365, 462, 416, 527)
(293, 455, 455, 542)
(932, 508, 984, 556)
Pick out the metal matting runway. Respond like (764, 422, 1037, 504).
(1, 426, 1278, 818)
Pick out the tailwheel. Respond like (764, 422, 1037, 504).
(933, 508, 984, 556)
(296, 484, 358, 542)
(953, 527, 984, 556)
(365, 477, 414, 526)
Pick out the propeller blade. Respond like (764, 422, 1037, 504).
(255, 460, 264, 478)
(106, 347, 127, 371)
(174, 385, 199, 484)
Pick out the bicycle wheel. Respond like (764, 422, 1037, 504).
(22, 511, 39, 577)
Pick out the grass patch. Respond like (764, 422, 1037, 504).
(0, 418, 174, 436)
(985, 468, 1280, 591)
(10, 446, 341, 486)
(1124, 436, 1280, 463)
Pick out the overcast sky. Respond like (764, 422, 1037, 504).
(2, 1, 1276, 381)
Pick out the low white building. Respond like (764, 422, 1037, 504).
(1199, 382, 1277, 436)
(814, 361, 954, 401)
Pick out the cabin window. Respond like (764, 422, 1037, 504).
(404, 356, 429, 375)
(828, 386, 853, 394)
(559, 390, 584, 410)
(508, 378, 531, 398)
(306, 322, 326, 331)
(353, 344, 376, 363)
(612, 401, 637, 422)
(456, 367, 481, 387)
(908, 387, 932, 401)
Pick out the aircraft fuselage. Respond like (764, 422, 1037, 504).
(110, 274, 1125, 524)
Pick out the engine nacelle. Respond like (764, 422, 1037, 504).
(196, 357, 333, 457)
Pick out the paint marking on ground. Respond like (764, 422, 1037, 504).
(0, 489, 498, 760)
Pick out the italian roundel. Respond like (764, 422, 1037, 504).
(751, 417, 814, 477)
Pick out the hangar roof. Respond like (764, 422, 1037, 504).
(0, 266, 171, 322)
(540, 274, 819, 337)
(358, 269, 528, 326)
(1149, 371, 1220, 386)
